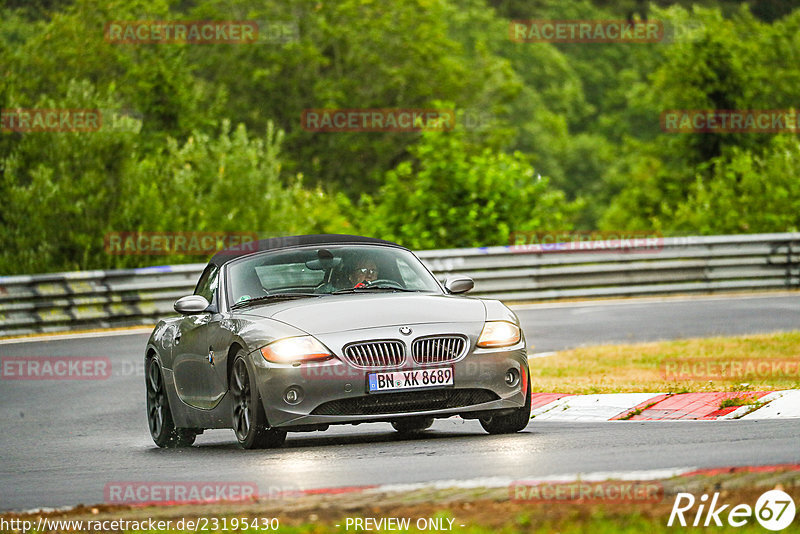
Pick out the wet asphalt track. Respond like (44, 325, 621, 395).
(1, 293, 799, 511)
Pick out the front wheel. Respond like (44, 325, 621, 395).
(230, 351, 286, 449)
(146, 358, 197, 447)
(480, 375, 532, 435)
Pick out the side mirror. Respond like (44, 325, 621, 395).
(174, 295, 211, 315)
(444, 276, 474, 294)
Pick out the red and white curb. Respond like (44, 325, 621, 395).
(529, 390, 800, 421)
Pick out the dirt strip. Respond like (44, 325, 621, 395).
(2, 465, 798, 532)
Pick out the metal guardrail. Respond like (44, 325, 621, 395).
(1, 233, 798, 337)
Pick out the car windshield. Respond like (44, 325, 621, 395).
(226, 245, 442, 305)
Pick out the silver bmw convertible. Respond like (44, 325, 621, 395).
(145, 234, 530, 448)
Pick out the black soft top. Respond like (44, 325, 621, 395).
(209, 234, 404, 267)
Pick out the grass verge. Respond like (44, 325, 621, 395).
(529, 331, 800, 394)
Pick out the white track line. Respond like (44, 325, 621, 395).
(510, 291, 800, 311)
(364, 467, 696, 494)
(0, 327, 154, 345)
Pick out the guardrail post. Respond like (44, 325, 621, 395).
(788, 240, 800, 288)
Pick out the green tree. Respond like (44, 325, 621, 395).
(0, 81, 141, 273)
(359, 127, 577, 250)
(4, 0, 225, 141)
(601, 5, 800, 233)
(187, 0, 524, 192)
(0, 81, 352, 273)
(670, 136, 800, 234)
(116, 119, 354, 261)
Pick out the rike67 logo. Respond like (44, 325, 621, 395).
(668, 490, 796, 531)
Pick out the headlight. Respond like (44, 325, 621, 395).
(260, 336, 333, 363)
(477, 321, 521, 348)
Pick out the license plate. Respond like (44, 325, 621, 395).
(368, 367, 454, 393)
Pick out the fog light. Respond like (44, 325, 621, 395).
(284, 386, 303, 405)
(505, 369, 520, 387)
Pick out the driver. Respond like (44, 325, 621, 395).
(348, 257, 379, 288)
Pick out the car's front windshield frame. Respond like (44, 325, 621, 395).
(223, 243, 444, 308)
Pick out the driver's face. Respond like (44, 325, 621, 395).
(349, 259, 378, 285)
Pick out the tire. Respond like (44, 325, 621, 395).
(146, 357, 197, 447)
(480, 374, 532, 435)
(230, 351, 287, 449)
(391, 417, 434, 434)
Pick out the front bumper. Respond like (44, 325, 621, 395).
(250, 342, 528, 428)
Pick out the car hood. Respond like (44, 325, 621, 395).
(237, 293, 486, 335)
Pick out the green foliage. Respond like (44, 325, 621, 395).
(185, 0, 523, 192)
(2, 0, 800, 274)
(5, 0, 223, 140)
(0, 81, 141, 273)
(671, 136, 800, 234)
(600, 5, 800, 234)
(0, 83, 351, 273)
(359, 128, 577, 250)
(113, 120, 354, 264)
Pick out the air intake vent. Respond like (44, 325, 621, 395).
(311, 389, 500, 416)
(343, 340, 405, 368)
(411, 335, 467, 364)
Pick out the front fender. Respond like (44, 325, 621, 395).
(233, 316, 314, 354)
(145, 319, 181, 369)
(482, 299, 520, 324)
